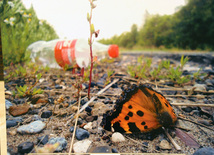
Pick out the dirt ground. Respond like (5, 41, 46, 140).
(4, 53, 214, 154)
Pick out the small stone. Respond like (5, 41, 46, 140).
(5, 91, 12, 95)
(112, 148, 119, 153)
(76, 128, 90, 140)
(37, 135, 49, 145)
(5, 100, 13, 110)
(6, 120, 18, 128)
(181, 106, 193, 113)
(69, 126, 74, 133)
(111, 132, 125, 142)
(9, 104, 30, 116)
(92, 102, 110, 116)
(18, 141, 34, 154)
(64, 103, 69, 107)
(41, 111, 52, 118)
(85, 106, 92, 113)
(193, 84, 207, 92)
(83, 122, 92, 130)
(193, 147, 214, 155)
(86, 116, 95, 122)
(47, 137, 67, 152)
(55, 85, 63, 89)
(8, 129, 17, 136)
(17, 120, 46, 134)
(55, 79, 61, 84)
(87, 146, 112, 153)
(159, 139, 172, 150)
(73, 139, 92, 153)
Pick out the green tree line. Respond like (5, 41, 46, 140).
(0, 0, 59, 66)
(99, 0, 214, 51)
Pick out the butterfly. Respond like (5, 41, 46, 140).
(101, 84, 177, 133)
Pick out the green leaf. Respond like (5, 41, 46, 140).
(87, 12, 90, 21)
(90, 24, 95, 33)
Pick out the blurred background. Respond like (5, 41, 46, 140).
(0, 0, 214, 67)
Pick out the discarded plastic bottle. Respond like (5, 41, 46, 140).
(27, 38, 119, 69)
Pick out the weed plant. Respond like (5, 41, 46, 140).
(127, 55, 205, 86)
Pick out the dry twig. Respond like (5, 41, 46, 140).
(69, 92, 81, 154)
(162, 127, 181, 151)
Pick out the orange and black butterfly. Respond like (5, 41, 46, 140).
(101, 84, 177, 133)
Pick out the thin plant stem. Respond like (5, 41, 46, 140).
(88, 3, 93, 99)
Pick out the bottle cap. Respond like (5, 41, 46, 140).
(108, 45, 119, 58)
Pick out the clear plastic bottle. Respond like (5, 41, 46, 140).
(27, 38, 119, 69)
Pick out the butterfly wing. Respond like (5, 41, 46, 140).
(101, 85, 177, 134)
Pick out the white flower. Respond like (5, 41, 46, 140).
(9, 21, 14, 26)
(8, 2, 14, 8)
(23, 13, 29, 17)
(16, 10, 24, 14)
(9, 17, 15, 21)
(39, 20, 43, 25)
(27, 18, 31, 23)
(4, 18, 9, 24)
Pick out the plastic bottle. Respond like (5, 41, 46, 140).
(27, 38, 119, 69)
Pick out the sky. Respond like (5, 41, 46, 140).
(21, 0, 186, 40)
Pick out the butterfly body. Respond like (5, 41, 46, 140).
(101, 85, 177, 133)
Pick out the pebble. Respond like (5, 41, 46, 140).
(8, 129, 17, 136)
(37, 135, 49, 145)
(5, 90, 12, 95)
(159, 139, 172, 150)
(73, 139, 92, 153)
(111, 132, 125, 142)
(92, 102, 110, 116)
(76, 128, 90, 140)
(181, 106, 193, 113)
(193, 147, 214, 155)
(85, 106, 92, 113)
(69, 126, 74, 133)
(87, 146, 112, 153)
(47, 137, 67, 152)
(5, 100, 13, 110)
(112, 148, 119, 153)
(41, 110, 52, 118)
(9, 104, 30, 116)
(17, 120, 46, 134)
(55, 85, 63, 89)
(6, 120, 18, 128)
(18, 141, 34, 154)
(83, 122, 93, 130)
(86, 116, 95, 122)
(193, 84, 207, 91)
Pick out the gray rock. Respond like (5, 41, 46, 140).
(17, 120, 46, 134)
(18, 141, 34, 154)
(88, 146, 112, 153)
(47, 137, 67, 152)
(193, 147, 214, 155)
(6, 120, 18, 128)
(76, 128, 90, 140)
(5, 100, 13, 110)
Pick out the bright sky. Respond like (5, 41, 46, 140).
(21, 0, 186, 40)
